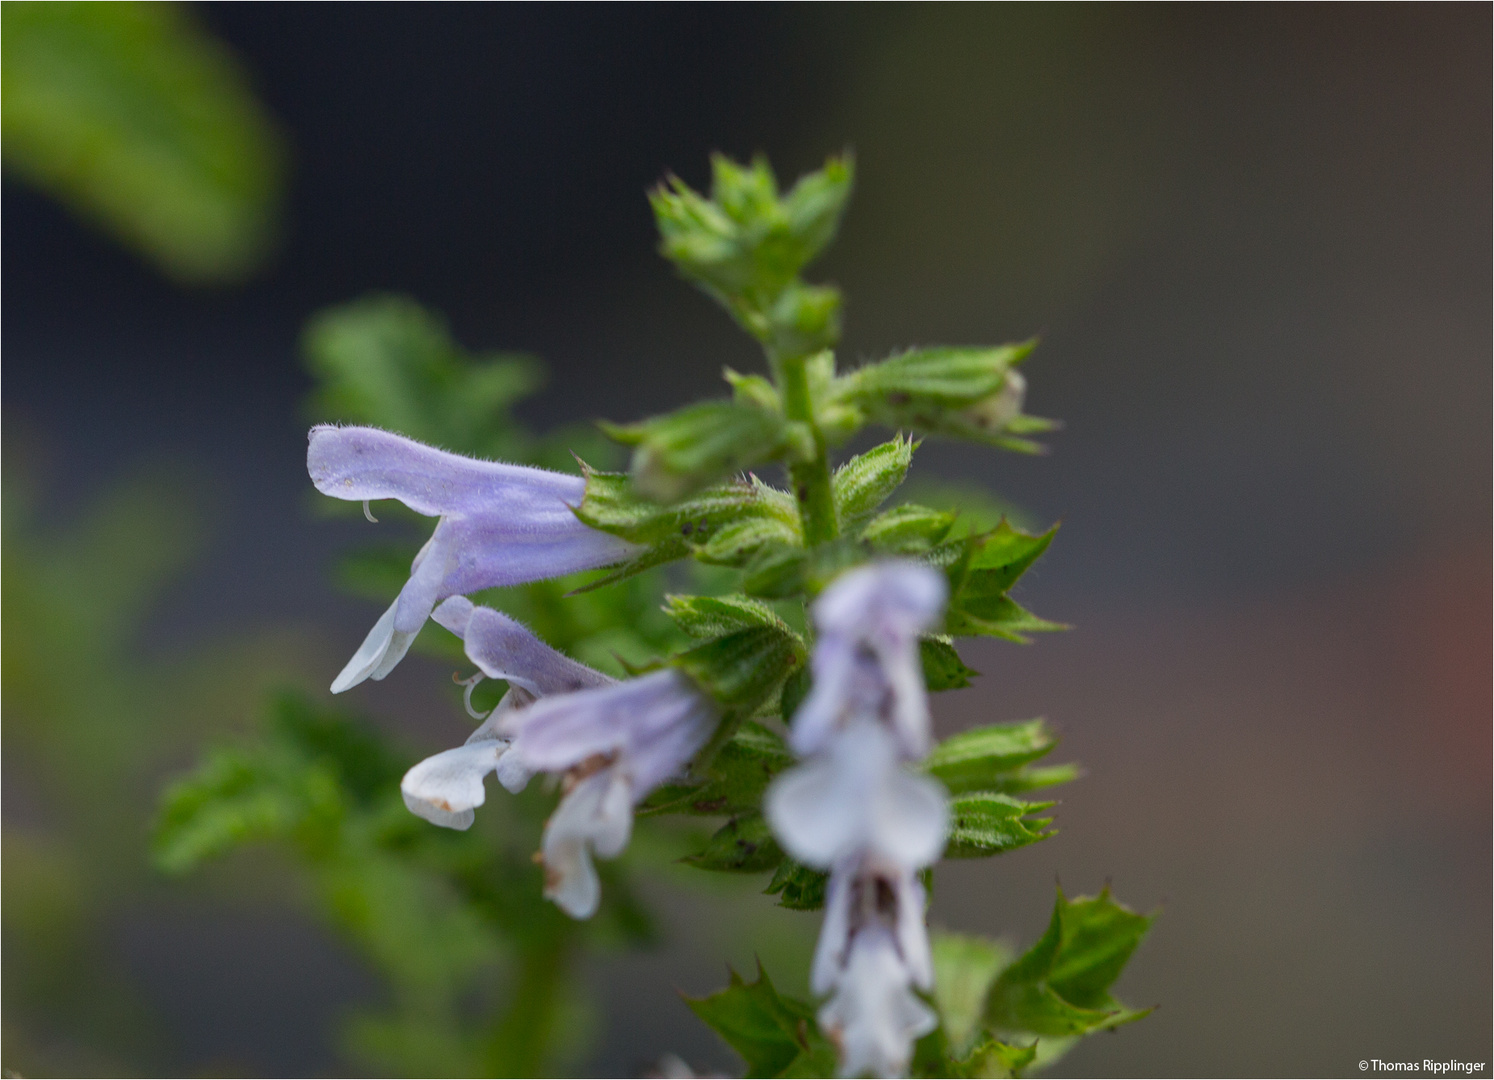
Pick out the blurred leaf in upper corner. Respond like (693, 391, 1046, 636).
(1, 1, 285, 283)
(303, 294, 543, 461)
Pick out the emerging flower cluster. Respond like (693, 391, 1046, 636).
(311, 425, 951, 1074)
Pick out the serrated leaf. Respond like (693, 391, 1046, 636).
(682, 813, 784, 872)
(673, 626, 804, 713)
(638, 720, 794, 818)
(764, 859, 828, 910)
(921, 636, 979, 691)
(988, 886, 1155, 1039)
(832, 435, 915, 531)
(603, 400, 788, 502)
(925, 720, 1058, 794)
(943, 792, 1055, 858)
(939, 522, 1065, 643)
(862, 503, 956, 554)
(664, 594, 790, 639)
(685, 962, 837, 1079)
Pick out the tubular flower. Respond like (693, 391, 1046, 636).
(307, 424, 640, 693)
(399, 596, 614, 829)
(765, 560, 950, 1078)
(501, 669, 717, 919)
(813, 855, 938, 1078)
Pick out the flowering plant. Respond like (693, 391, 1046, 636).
(156, 154, 1152, 1077)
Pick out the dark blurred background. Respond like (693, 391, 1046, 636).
(4, 4, 1489, 1076)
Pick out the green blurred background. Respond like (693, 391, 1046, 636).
(3, 4, 1489, 1076)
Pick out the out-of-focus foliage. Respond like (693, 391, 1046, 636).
(1, 443, 311, 1076)
(155, 690, 635, 1077)
(1, 1, 284, 282)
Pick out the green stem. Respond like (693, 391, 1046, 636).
(485, 939, 569, 1077)
(774, 351, 838, 547)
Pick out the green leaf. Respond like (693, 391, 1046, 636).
(921, 636, 979, 691)
(924, 720, 1059, 795)
(602, 400, 788, 502)
(664, 594, 791, 639)
(931, 931, 1013, 1055)
(939, 522, 1065, 643)
(575, 467, 796, 547)
(681, 814, 784, 872)
(987, 886, 1155, 1039)
(765, 280, 842, 360)
(832, 435, 915, 531)
(835, 343, 1052, 449)
(694, 516, 803, 568)
(943, 792, 1055, 859)
(303, 294, 541, 460)
(638, 720, 794, 818)
(673, 626, 805, 714)
(686, 962, 837, 1079)
(841, 344, 1031, 406)
(862, 503, 956, 554)
(1, 1, 285, 282)
(763, 859, 829, 911)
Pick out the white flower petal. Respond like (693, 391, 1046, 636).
(817, 927, 937, 1079)
(400, 742, 507, 829)
(541, 768, 635, 919)
(766, 752, 864, 867)
(331, 598, 402, 693)
(871, 768, 949, 870)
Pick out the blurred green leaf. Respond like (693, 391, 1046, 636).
(987, 886, 1154, 1038)
(305, 294, 543, 460)
(686, 961, 838, 1079)
(863, 503, 957, 554)
(664, 594, 792, 639)
(682, 814, 784, 873)
(1, 0, 284, 282)
(603, 399, 788, 502)
(936, 521, 1065, 643)
(924, 720, 1062, 795)
(943, 792, 1054, 859)
(931, 932, 1013, 1056)
(921, 636, 979, 691)
(763, 859, 828, 911)
(674, 625, 805, 714)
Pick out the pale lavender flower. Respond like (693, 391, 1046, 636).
(399, 597, 613, 828)
(812, 855, 938, 1078)
(308, 425, 640, 693)
(501, 669, 717, 918)
(765, 560, 950, 1078)
(790, 561, 947, 759)
(766, 716, 947, 871)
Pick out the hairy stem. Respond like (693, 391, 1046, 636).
(774, 351, 838, 547)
